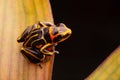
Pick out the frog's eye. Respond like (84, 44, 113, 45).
(56, 23, 67, 32)
(56, 23, 65, 27)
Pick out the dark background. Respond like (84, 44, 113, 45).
(50, 0, 120, 80)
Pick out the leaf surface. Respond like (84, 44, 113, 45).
(0, 0, 54, 80)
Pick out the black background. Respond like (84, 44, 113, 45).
(50, 0, 120, 80)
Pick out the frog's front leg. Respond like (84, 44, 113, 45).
(40, 43, 59, 55)
(20, 47, 45, 64)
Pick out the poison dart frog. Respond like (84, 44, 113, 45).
(17, 21, 72, 66)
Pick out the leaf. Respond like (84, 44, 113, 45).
(85, 46, 120, 80)
(0, 0, 54, 80)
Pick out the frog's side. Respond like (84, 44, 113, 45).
(17, 21, 72, 65)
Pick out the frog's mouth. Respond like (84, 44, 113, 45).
(53, 31, 71, 43)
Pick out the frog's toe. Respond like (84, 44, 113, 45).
(54, 50, 59, 54)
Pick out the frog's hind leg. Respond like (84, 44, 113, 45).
(17, 24, 38, 42)
(20, 47, 45, 64)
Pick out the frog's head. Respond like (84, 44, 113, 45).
(49, 23, 72, 43)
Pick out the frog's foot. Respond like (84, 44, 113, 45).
(36, 63, 43, 68)
(54, 43, 58, 46)
(54, 50, 59, 54)
(43, 49, 59, 55)
(20, 47, 44, 64)
(43, 49, 53, 55)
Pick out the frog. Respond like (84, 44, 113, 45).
(17, 21, 72, 67)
